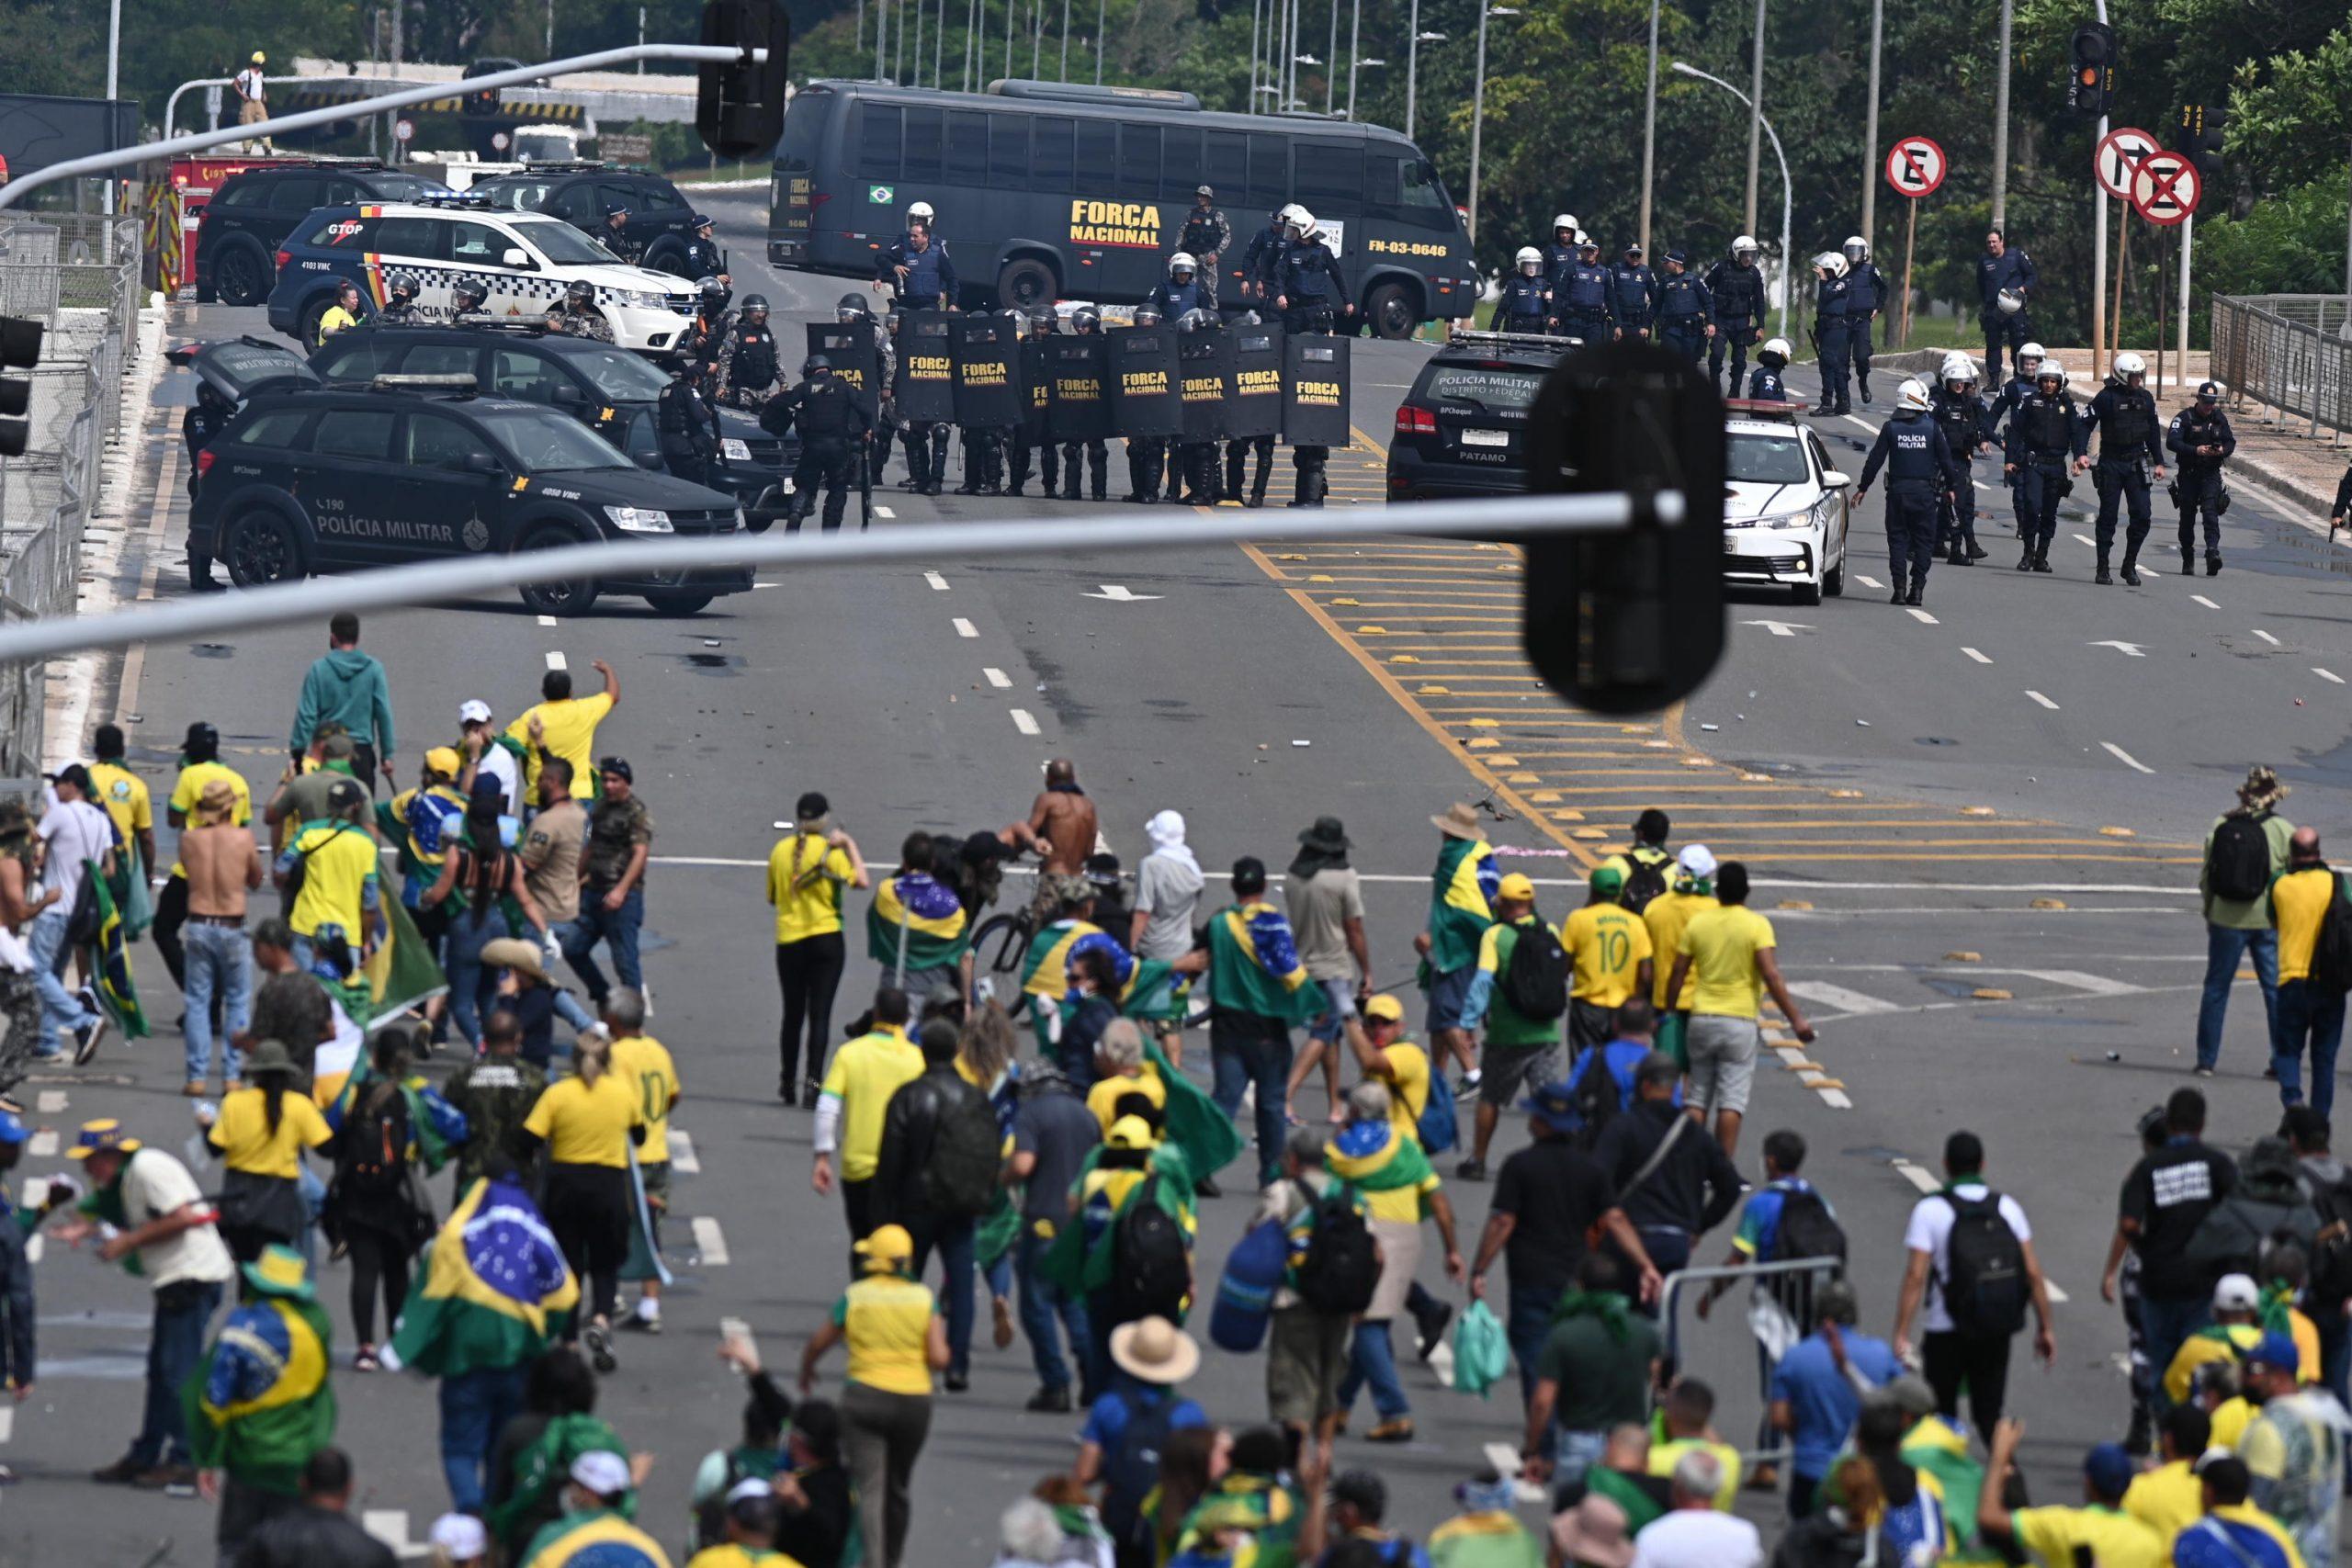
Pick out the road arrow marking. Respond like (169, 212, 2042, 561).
(1084, 584, 1163, 601)
(2088, 640, 2146, 657)
(1741, 619, 1811, 637)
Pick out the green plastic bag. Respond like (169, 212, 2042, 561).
(1451, 1299, 1510, 1397)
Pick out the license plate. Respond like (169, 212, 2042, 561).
(1460, 427, 1509, 448)
(720, 438, 752, 461)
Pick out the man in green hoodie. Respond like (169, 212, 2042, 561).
(288, 614, 396, 795)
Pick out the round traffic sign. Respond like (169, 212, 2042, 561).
(2132, 151, 2201, 226)
(1883, 135, 1946, 198)
(491, 130, 512, 152)
(2095, 126, 2161, 199)
(392, 118, 414, 143)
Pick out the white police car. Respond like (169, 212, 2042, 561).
(1722, 402, 1853, 606)
(266, 202, 700, 354)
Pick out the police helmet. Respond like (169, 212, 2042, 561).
(2035, 362, 2067, 389)
(1515, 245, 1543, 275)
(803, 355, 831, 377)
(2110, 351, 2147, 385)
(1195, 184, 1215, 199)
(885, 309, 906, 333)
(1731, 234, 1759, 256)
(1177, 308, 1212, 332)
(1132, 305, 1162, 326)
(388, 272, 419, 300)
(741, 294, 770, 318)
(1939, 354, 1978, 387)
(697, 276, 728, 304)
(2017, 341, 2046, 368)
(1814, 252, 1848, 277)
(1030, 311, 1057, 334)
(2197, 379, 2222, 404)
(1170, 252, 1196, 280)
(837, 293, 871, 323)
(1996, 288, 2027, 316)
(452, 279, 489, 310)
(1843, 235, 1869, 259)
(564, 279, 594, 307)
(1073, 309, 1100, 333)
(1759, 337, 1792, 364)
(1895, 378, 1931, 413)
(603, 203, 629, 220)
(1552, 213, 1577, 237)
(693, 212, 715, 231)
(908, 200, 935, 221)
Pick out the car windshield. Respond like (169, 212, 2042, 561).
(1425, 364, 1544, 412)
(563, 344, 673, 400)
(478, 408, 635, 472)
(1726, 431, 1812, 484)
(513, 218, 623, 267)
(470, 178, 554, 210)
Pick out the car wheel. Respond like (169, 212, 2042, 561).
(513, 522, 601, 615)
(1792, 580, 1823, 606)
(1823, 558, 1845, 597)
(1363, 283, 1418, 341)
(647, 241, 694, 277)
(221, 509, 306, 588)
(996, 257, 1056, 313)
(294, 293, 335, 349)
(643, 592, 714, 615)
(215, 243, 268, 307)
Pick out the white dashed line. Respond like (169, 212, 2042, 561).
(1010, 708, 1042, 736)
(0, 1404, 14, 1443)
(2073, 533, 2097, 548)
(952, 617, 978, 637)
(1904, 607, 1939, 625)
(36, 1090, 65, 1113)
(2101, 741, 2155, 774)
(2046, 1281, 2072, 1304)
(2192, 595, 2219, 608)
(1892, 1158, 1942, 1195)
(1843, 415, 1875, 433)
(670, 1131, 699, 1175)
(1786, 981, 1900, 1015)
(537, 615, 558, 627)
(2316, 669, 2346, 685)
(923, 570, 949, 591)
(545, 650, 567, 671)
(1817, 1087, 1853, 1110)
(692, 1216, 731, 1266)
(982, 668, 1012, 688)
(2026, 690, 2059, 709)
(1856, 574, 1883, 589)
(2254, 629, 2279, 645)
(26, 1131, 56, 1158)
(1962, 647, 1991, 664)
(872, 504, 897, 519)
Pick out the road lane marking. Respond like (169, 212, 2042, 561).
(2015, 968, 2141, 996)
(924, 570, 949, 591)
(1010, 708, 1041, 735)
(1818, 1087, 1853, 1109)
(1892, 1159, 1941, 1194)
(2254, 629, 2279, 645)
(952, 617, 978, 637)
(22, 1236, 38, 1265)
(983, 668, 1012, 688)
(537, 615, 558, 627)
(693, 1216, 730, 1266)
(670, 1131, 699, 1175)
(36, 1090, 65, 1113)
(1855, 574, 1883, 589)
(1843, 415, 1875, 432)
(545, 650, 566, 671)
(2026, 690, 2059, 709)
(2192, 595, 2218, 608)
(1785, 981, 1901, 1015)
(2101, 741, 2154, 774)
(1905, 607, 1939, 625)
(27, 1131, 56, 1158)
(0, 1404, 13, 1443)
(876, 505, 897, 519)
(2074, 534, 2096, 547)
(1962, 647, 1991, 664)
(2046, 1280, 2072, 1303)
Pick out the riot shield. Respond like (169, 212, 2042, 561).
(805, 318, 882, 423)
(1045, 334, 1112, 444)
(1226, 321, 1285, 440)
(1106, 325, 1183, 441)
(951, 313, 1022, 428)
(1019, 338, 1052, 441)
(1283, 333, 1351, 446)
(894, 310, 957, 424)
(1178, 328, 1234, 445)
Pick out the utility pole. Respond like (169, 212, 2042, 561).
(1096, 0, 1105, 84)
(1637, 0, 1659, 254)
(1859, 0, 1882, 246)
(1060, 0, 1070, 79)
(1327, 0, 1339, 114)
(1250, 0, 1262, 113)
(389, 0, 404, 164)
(1345, 0, 1363, 118)
(1743, 0, 1766, 235)
(1405, 0, 1419, 139)
(1990, 0, 2013, 231)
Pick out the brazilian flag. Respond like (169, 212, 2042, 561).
(1019, 918, 1112, 1001)
(1143, 1038, 1244, 1180)
(1204, 902, 1325, 1027)
(322, 1062, 468, 1177)
(80, 858, 147, 1039)
(1425, 836, 1498, 975)
(1116, 957, 1190, 1023)
(356, 898, 448, 1028)
(391, 1175, 580, 1378)
(867, 871, 971, 976)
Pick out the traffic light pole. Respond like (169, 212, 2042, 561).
(2089, 0, 2109, 384)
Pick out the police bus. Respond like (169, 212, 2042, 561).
(767, 78, 1479, 339)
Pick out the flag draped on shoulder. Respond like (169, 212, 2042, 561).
(322, 1062, 468, 1176)
(867, 870, 972, 975)
(391, 1176, 579, 1378)
(185, 1293, 337, 1493)
(1425, 837, 1498, 974)
(356, 897, 448, 1027)
(1325, 1120, 1437, 1212)
(1205, 902, 1323, 1026)
(80, 858, 147, 1039)
(1142, 1038, 1244, 1180)
(1021, 919, 1115, 1000)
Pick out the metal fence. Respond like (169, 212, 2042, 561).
(2210, 293, 2352, 444)
(0, 211, 142, 774)
(1656, 1254, 1847, 1467)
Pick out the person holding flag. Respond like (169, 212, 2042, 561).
(1200, 857, 1325, 1190)
(1018, 875, 1115, 1053)
(378, 748, 469, 1033)
(186, 1244, 338, 1561)
(867, 832, 972, 1001)
(390, 1156, 581, 1515)
(1327, 1081, 1464, 1444)
(1417, 804, 1499, 1091)
(322, 1025, 466, 1371)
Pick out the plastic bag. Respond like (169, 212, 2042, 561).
(1451, 1299, 1510, 1397)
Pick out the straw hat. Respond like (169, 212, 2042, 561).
(1109, 1315, 1200, 1384)
(1430, 802, 1482, 840)
(478, 937, 548, 983)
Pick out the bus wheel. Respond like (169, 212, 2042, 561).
(1364, 283, 1419, 340)
(996, 257, 1057, 312)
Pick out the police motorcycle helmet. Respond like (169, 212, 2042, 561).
(740, 294, 770, 321)
(2015, 340, 2046, 376)
(908, 199, 935, 225)
(1843, 234, 1870, 262)
(1169, 251, 1197, 283)
(1514, 246, 1543, 277)
(388, 272, 420, 304)
(452, 277, 490, 312)
(837, 293, 871, 324)
(2109, 351, 2147, 387)
(1758, 337, 1792, 367)
(803, 355, 831, 378)
(1940, 355, 1979, 395)
(1552, 212, 1578, 242)
(1895, 378, 1931, 413)
(1731, 234, 1760, 257)
(1814, 252, 1849, 278)
(2034, 361, 2068, 391)
(1996, 288, 2026, 316)
(563, 278, 594, 308)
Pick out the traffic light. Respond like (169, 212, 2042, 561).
(2068, 23, 2117, 118)
(2177, 102, 2228, 183)
(1521, 341, 1726, 715)
(696, 0, 792, 160)
(0, 316, 40, 459)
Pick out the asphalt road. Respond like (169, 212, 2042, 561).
(10, 196, 2350, 1562)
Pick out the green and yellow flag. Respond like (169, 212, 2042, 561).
(80, 858, 147, 1039)
(867, 871, 971, 976)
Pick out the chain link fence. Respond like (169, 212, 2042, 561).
(0, 212, 142, 775)
(2210, 293, 2352, 445)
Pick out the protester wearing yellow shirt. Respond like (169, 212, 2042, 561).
(2122, 1405, 2210, 1544)
(1088, 1021, 1169, 1134)
(509, 660, 620, 801)
(768, 792, 869, 1105)
(88, 725, 155, 875)
(814, 991, 924, 1255)
(522, 1034, 646, 1371)
(273, 777, 382, 964)
(1978, 1419, 2165, 1568)
(683, 1483, 797, 1568)
(605, 988, 681, 1336)
(2268, 829, 2343, 1117)
(798, 1223, 947, 1568)
(1662, 862, 1815, 1156)
(1648, 1382, 1743, 1508)
(1559, 865, 1654, 1055)
(1642, 845, 1721, 1069)
(2165, 1276, 2267, 1405)
(204, 1041, 330, 1262)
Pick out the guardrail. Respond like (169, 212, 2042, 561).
(2210, 293, 2352, 444)
(1655, 1254, 1846, 1468)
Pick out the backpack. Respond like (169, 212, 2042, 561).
(1293, 1190, 1380, 1316)
(1621, 850, 1671, 914)
(2206, 813, 2274, 904)
(2308, 1174, 2352, 1308)
(1109, 1175, 1191, 1325)
(919, 1079, 1004, 1218)
(1498, 919, 1570, 1022)
(1938, 1190, 2029, 1337)
(340, 1084, 415, 1200)
(1416, 1067, 1459, 1155)
(694, 1446, 781, 1551)
(1210, 1216, 1289, 1352)
(2312, 874, 2352, 996)
(1099, 1386, 1184, 1545)
(1568, 1046, 1630, 1149)
(1767, 1186, 1849, 1265)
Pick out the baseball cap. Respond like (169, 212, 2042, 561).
(0, 1108, 26, 1145)
(1677, 843, 1718, 880)
(1521, 1080, 1580, 1134)
(2084, 1442, 2135, 1503)
(1589, 864, 1625, 897)
(326, 778, 366, 812)
(726, 1475, 775, 1504)
(1498, 872, 1536, 902)
(1362, 994, 1406, 1024)
(423, 747, 462, 780)
(429, 1514, 488, 1558)
(458, 698, 492, 726)
(570, 1450, 632, 1496)
(598, 756, 632, 783)
(2213, 1272, 2260, 1312)
(2248, 1332, 2301, 1375)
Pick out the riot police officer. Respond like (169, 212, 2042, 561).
(1842, 236, 1886, 404)
(2078, 351, 2167, 585)
(1975, 228, 2037, 389)
(715, 294, 780, 406)
(1856, 378, 1963, 607)
(1608, 243, 1657, 339)
(889, 310, 950, 496)
(956, 308, 1026, 496)
(1224, 311, 1277, 511)
(684, 213, 728, 287)
(546, 279, 615, 343)
(1498, 249, 1551, 334)
(2003, 363, 2086, 573)
(1810, 252, 1853, 416)
(449, 276, 492, 323)
(1240, 209, 1287, 304)
(1123, 304, 1171, 503)
(1285, 304, 1339, 511)
(182, 382, 232, 585)
(1654, 251, 1713, 363)
(1170, 308, 1224, 504)
(1540, 215, 1581, 292)
(878, 222, 960, 311)
(1008, 312, 1060, 500)
(854, 297, 899, 487)
(1060, 309, 1110, 502)
(1747, 337, 1792, 401)
(1993, 340, 2047, 528)
(2166, 379, 2236, 575)
(1145, 253, 1210, 321)
(766, 355, 874, 533)
(377, 272, 422, 324)
(601, 204, 641, 264)
(657, 360, 720, 487)
(1177, 186, 1231, 308)
(684, 276, 733, 378)
(1555, 236, 1614, 345)
(901, 200, 938, 251)
(1273, 208, 1352, 333)
(1705, 236, 1766, 397)
(1928, 355, 1993, 565)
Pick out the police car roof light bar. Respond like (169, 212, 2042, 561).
(369, 373, 480, 394)
(1721, 399, 1803, 420)
(1446, 329, 1573, 355)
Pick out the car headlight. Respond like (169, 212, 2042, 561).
(1767, 506, 1817, 530)
(605, 505, 673, 534)
(720, 437, 752, 462)
(614, 288, 665, 310)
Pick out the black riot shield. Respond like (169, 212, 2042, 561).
(1019, 339, 1052, 441)
(805, 319, 882, 423)
(1282, 333, 1351, 446)
(1177, 329, 1234, 444)
(1226, 321, 1284, 439)
(894, 310, 957, 423)
(1045, 334, 1112, 444)
(1107, 325, 1183, 440)
(951, 314, 1022, 427)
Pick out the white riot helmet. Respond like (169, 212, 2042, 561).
(1515, 245, 1543, 276)
(1760, 337, 1792, 361)
(1731, 235, 1759, 257)
(1843, 235, 1869, 261)
(2110, 350, 2146, 385)
(1896, 378, 1931, 413)
(1939, 354, 1978, 389)
(1815, 252, 1849, 277)
(1996, 288, 2026, 316)
(1552, 213, 1577, 239)
(2034, 361, 2068, 390)
(2016, 341, 2046, 371)
(908, 199, 935, 223)
(1281, 204, 1316, 241)
(1169, 252, 1196, 281)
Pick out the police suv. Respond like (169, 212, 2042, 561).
(185, 364, 752, 616)
(265, 201, 700, 354)
(1723, 401, 1853, 605)
(1384, 331, 1566, 501)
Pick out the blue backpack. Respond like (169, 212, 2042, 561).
(1210, 1215, 1289, 1351)
(1417, 1069, 1459, 1155)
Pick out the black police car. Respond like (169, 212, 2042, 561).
(196, 161, 453, 305)
(185, 356, 752, 616)
(309, 322, 796, 528)
(467, 164, 704, 273)
(1384, 330, 1567, 502)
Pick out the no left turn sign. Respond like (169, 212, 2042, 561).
(2132, 151, 2201, 225)
(2095, 126, 2160, 199)
(1883, 135, 1946, 198)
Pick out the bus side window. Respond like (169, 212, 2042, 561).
(1161, 128, 1203, 201)
(906, 107, 945, 181)
(1119, 124, 1160, 195)
(989, 118, 1031, 188)
(1205, 132, 1248, 202)
(1075, 120, 1116, 186)
(1400, 158, 1454, 228)
(1295, 141, 1363, 213)
(858, 104, 902, 183)
(1035, 118, 1076, 191)
(948, 111, 987, 187)
(1246, 134, 1287, 211)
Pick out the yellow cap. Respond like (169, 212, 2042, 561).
(1362, 994, 1406, 1024)
(423, 746, 463, 780)
(252, 51, 266, 62)
(1498, 872, 1536, 902)
(853, 1224, 914, 1270)
(1107, 1114, 1158, 1151)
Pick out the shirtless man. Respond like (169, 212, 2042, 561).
(1005, 759, 1099, 921)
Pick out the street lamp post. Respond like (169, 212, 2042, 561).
(1349, 57, 1385, 120)
(1407, 29, 1446, 142)
(1990, 0, 2014, 231)
(1638, 0, 1660, 254)
(1859, 0, 1883, 246)
(1466, 6, 1519, 248)
(1327, 0, 1339, 114)
(1673, 61, 1792, 342)
(1345, 0, 1363, 118)
(1743, 0, 1768, 236)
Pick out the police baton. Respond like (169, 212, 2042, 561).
(859, 434, 873, 532)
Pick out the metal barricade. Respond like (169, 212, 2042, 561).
(1656, 1254, 1846, 1466)
(2211, 293, 2352, 443)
